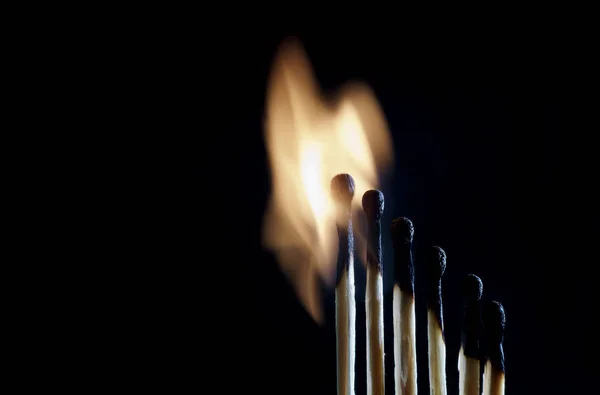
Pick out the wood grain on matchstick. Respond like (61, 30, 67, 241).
(391, 217, 417, 395)
(482, 301, 505, 395)
(426, 246, 448, 395)
(459, 274, 483, 395)
(331, 174, 356, 395)
(362, 190, 385, 395)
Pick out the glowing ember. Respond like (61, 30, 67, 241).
(262, 38, 394, 323)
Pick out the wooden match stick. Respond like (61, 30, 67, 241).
(331, 173, 356, 395)
(482, 301, 505, 395)
(391, 217, 417, 395)
(425, 246, 448, 395)
(362, 190, 385, 395)
(459, 274, 483, 395)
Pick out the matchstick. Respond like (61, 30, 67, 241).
(459, 274, 483, 395)
(482, 301, 505, 395)
(331, 173, 356, 395)
(391, 217, 417, 395)
(425, 246, 448, 395)
(362, 190, 385, 395)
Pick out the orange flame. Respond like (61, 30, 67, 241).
(262, 39, 394, 323)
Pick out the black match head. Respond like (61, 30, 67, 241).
(483, 300, 506, 343)
(330, 173, 355, 207)
(362, 189, 384, 220)
(390, 217, 414, 244)
(426, 246, 446, 280)
(462, 274, 483, 301)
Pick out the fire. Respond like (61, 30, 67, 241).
(262, 39, 394, 323)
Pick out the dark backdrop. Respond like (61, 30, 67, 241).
(134, 15, 592, 395)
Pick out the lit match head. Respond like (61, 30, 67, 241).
(330, 173, 355, 207)
(425, 246, 446, 280)
(362, 189, 384, 220)
(390, 217, 414, 244)
(462, 273, 483, 301)
(483, 300, 505, 343)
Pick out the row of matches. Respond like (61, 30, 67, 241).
(330, 173, 505, 395)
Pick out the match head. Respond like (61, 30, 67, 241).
(390, 217, 414, 244)
(330, 173, 355, 207)
(425, 246, 446, 279)
(462, 274, 483, 301)
(483, 300, 506, 341)
(362, 189, 384, 220)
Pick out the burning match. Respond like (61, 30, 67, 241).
(426, 246, 447, 395)
(482, 301, 505, 395)
(459, 274, 483, 395)
(260, 38, 511, 395)
(331, 173, 356, 395)
(362, 190, 385, 395)
(391, 217, 417, 395)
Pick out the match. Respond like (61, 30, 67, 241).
(391, 217, 417, 395)
(482, 301, 505, 395)
(425, 246, 448, 395)
(459, 274, 483, 395)
(258, 38, 518, 395)
(362, 190, 385, 395)
(331, 173, 356, 395)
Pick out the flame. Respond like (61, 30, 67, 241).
(262, 39, 394, 323)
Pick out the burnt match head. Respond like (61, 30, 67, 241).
(362, 189, 384, 220)
(425, 246, 446, 280)
(330, 173, 355, 207)
(483, 300, 506, 342)
(462, 274, 483, 301)
(391, 217, 414, 244)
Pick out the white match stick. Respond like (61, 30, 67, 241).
(362, 190, 385, 395)
(331, 174, 356, 395)
(426, 246, 448, 395)
(391, 217, 417, 395)
(459, 274, 483, 395)
(482, 301, 505, 395)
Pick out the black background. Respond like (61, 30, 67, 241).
(130, 14, 594, 395)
